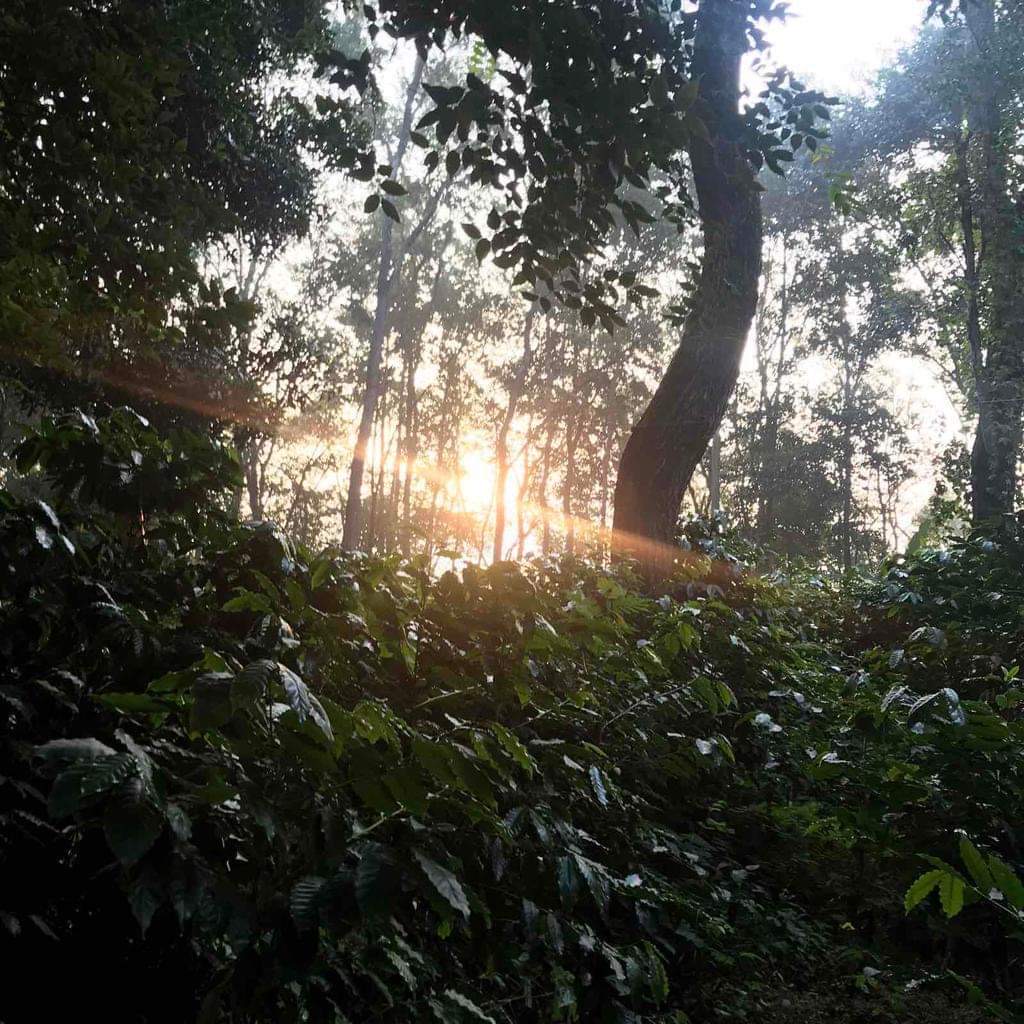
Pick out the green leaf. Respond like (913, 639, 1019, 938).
(904, 869, 943, 912)
(489, 723, 534, 776)
(103, 794, 163, 864)
(959, 836, 993, 891)
(939, 872, 965, 917)
(442, 990, 495, 1022)
(381, 199, 400, 222)
(190, 672, 234, 732)
(988, 855, 1024, 909)
(231, 659, 277, 710)
(48, 755, 135, 818)
(384, 765, 430, 815)
(413, 849, 470, 918)
(36, 738, 117, 765)
(356, 842, 402, 919)
(96, 692, 172, 714)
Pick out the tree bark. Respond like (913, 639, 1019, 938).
(708, 427, 721, 515)
(963, 0, 1024, 521)
(492, 307, 535, 564)
(612, 0, 761, 574)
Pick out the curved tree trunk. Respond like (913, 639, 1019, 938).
(612, 0, 761, 574)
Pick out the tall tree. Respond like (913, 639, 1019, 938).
(351, 0, 828, 573)
(0, 0, 352, 415)
(961, 0, 1024, 520)
(849, 2, 1024, 522)
(612, 0, 761, 568)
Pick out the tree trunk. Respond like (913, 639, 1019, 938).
(964, 0, 1024, 521)
(539, 418, 555, 556)
(492, 307, 535, 564)
(342, 54, 426, 549)
(562, 413, 582, 555)
(612, 0, 761, 574)
(708, 427, 721, 514)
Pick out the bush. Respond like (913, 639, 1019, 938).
(1, 410, 1021, 1022)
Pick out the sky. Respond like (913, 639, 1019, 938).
(764, 0, 928, 95)
(758, 0, 960, 542)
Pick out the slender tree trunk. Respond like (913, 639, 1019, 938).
(563, 416, 578, 555)
(539, 418, 555, 556)
(964, 0, 1024, 521)
(598, 410, 614, 554)
(708, 428, 721, 515)
(756, 237, 791, 541)
(399, 232, 450, 554)
(493, 308, 535, 564)
(342, 55, 426, 549)
(612, 0, 761, 574)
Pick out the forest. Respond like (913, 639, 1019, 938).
(1, 0, 1023, 1021)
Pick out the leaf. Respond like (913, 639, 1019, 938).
(96, 692, 172, 714)
(556, 854, 579, 908)
(103, 794, 164, 864)
(384, 765, 429, 815)
(356, 842, 401, 919)
(904, 869, 943, 911)
(231, 659, 277, 710)
(490, 723, 534, 776)
(988, 855, 1024, 909)
(959, 835, 993, 891)
(939, 871, 965, 917)
(413, 849, 470, 918)
(36, 737, 117, 765)
(574, 853, 610, 916)
(128, 868, 163, 936)
(278, 663, 333, 741)
(589, 765, 608, 806)
(413, 737, 457, 785)
(442, 990, 495, 1022)
(381, 179, 407, 195)
(190, 672, 234, 731)
(644, 941, 669, 1002)
(290, 875, 326, 931)
(48, 754, 136, 818)
(364, 193, 380, 213)
(381, 199, 400, 222)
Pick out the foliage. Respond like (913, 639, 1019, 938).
(2, 411, 1022, 1022)
(0, 0, 359, 410)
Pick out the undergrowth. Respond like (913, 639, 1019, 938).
(1, 410, 1022, 1022)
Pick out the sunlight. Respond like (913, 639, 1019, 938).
(455, 450, 497, 514)
(764, 0, 927, 93)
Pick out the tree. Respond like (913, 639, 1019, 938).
(349, 0, 828, 573)
(848, 2, 1024, 522)
(0, 0, 356, 419)
(611, 0, 762, 570)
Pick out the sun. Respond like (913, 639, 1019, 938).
(457, 450, 498, 514)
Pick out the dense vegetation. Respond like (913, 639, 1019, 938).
(2, 410, 1022, 1022)
(2, 1, 1022, 1020)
